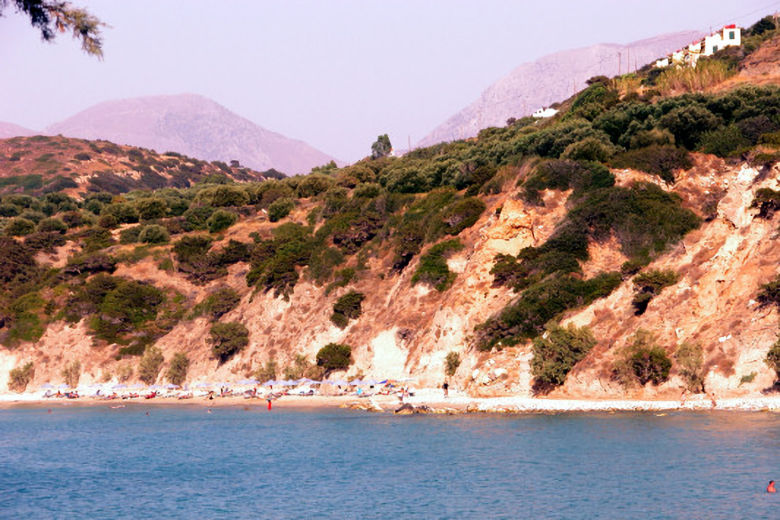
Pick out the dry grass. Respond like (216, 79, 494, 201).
(656, 60, 735, 95)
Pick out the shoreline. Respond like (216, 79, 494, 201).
(1, 392, 778, 414)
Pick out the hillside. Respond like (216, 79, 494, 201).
(45, 94, 337, 175)
(418, 31, 701, 147)
(1, 24, 779, 400)
(0, 135, 272, 197)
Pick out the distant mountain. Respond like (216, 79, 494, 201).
(45, 94, 337, 175)
(0, 122, 35, 138)
(418, 31, 702, 147)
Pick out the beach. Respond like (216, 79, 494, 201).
(2, 389, 778, 413)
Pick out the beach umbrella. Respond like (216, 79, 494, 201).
(129, 383, 144, 389)
(112, 383, 127, 390)
(148, 385, 162, 390)
(40, 383, 55, 389)
(349, 379, 363, 386)
(363, 379, 378, 385)
(194, 382, 211, 388)
(58, 383, 70, 389)
(164, 383, 180, 389)
(279, 380, 296, 386)
(262, 380, 277, 386)
(237, 379, 258, 385)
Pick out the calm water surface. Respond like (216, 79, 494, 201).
(0, 405, 777, 519)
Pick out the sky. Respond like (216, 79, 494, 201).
(0, 0, 778, 161)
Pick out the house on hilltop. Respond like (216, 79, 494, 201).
(656, 25, 741, 68)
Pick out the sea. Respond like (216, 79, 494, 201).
(0, 405, 777, 519)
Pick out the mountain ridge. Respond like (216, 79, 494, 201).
(418, 30, 703, 147)
(44, 93, 337, 175)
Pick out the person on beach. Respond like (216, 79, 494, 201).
(442, 381, 449, 398)
(768, 480, 776, 493)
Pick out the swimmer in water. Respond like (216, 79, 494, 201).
(768, 480, 776, 493)
(207, 408, 212, 414)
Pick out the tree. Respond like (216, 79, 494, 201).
(209, 322, 249, 363)
(445, 352, 461, 377)
(8, 362, 34, 392)
(1, 0, 105, 57)
(531, 322, 596, 393)
(316, 343, 352, 372)
(675, 342, 705, 392)
(371, 134, 392, 159)
(166, 352, 189, 386)
(138, 346, 164, 384)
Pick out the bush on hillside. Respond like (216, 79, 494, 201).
(268, 197, 295, 222)
(24, 231, 66, 253)
(8, 362, 34, 392)
(316, 343, 352, 372)
(476, 272, 621, 351)
(91, 280, 165, 343)
(253, 359, 277, 383)
(675, 341, 705, 393)
(521, 159, 615, 202)
(531, 322, 597, 394)
(757, 275, 780, 309)
(698, 125, 751, 158)
(330, 291, 365, 328)
(613, 330, 671, 386)
(631, 269, 679, 315)
(36, 217, 67, 234)
(611, 145, 692, 183)
(61, 361, 81, 388)
(166, 352, 189, 386)
(445, 352, 461, 377)
(135, 198, 169, 221)
(207, 209, 237, 233)
(138, 224, 170, 244)
(5, 217, 35, 236)
(195, 185, 250, 207)
(138, 346, 164, 385)
(768, 339, 780, 378)
(751, 188, 780, 219)
(209, 322, 249, 363)
(440, 197, 486, 235)
(119, 225, 142, 244)
(195, 286, 241, 320)
(411, 239, 464, 292)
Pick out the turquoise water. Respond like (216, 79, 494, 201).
(0, 406, 777, 519)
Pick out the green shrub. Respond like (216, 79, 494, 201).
(698, 125, 751, 157)
(61, 361, 81, 388)
(613, 330, 671, 386)
(440, 197, 486, 235)
(5, 217, 36, 236)
(757, 275, 780, 309)
(182, 206, 215, 230)
(91, 280, 164, 343)
(8, 362, 34, 392)
(195, 185, 250, 207)
(195, 286, 241, 320)
(254, 359, 277, 383)
(444, 352, 461, 377)
(138, 346, 164, 384)
(81, 227, 116, 252)
(316, 343, 352, 372)
(675, 341, 705, 392)
(135, 198, 169, 221)
(531, 322, 597, 394)
(477, 272, 621, 350)
(631, 269, 679, 315)
(412, 239, 464, 291)
(37, 217, 67, 234)
(119, 225, 142, 244)
(209, 322, 249, 363)
(24, 231, 66, 252)
(138, 224, 170, 244)
(207, 209, 237, 233)
(166, 352, 189, 386)
(521, 160, 615, 202)
(611, 145, 692, 183)
(297, 174, 335, 198)
(659, 104, 722, 149)
(767, 339, 780, 377)
(330, 291, 365, 328)
(751, 188, 780, 219)
(268, 197, 295, 222)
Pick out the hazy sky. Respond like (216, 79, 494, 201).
(0, 0, 777, 161)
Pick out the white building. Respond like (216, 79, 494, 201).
(532, 107, 558, 119)
(702, 24, 741, 55)
(657, 24, 741, 68)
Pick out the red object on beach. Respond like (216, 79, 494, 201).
(768, 481, 776, 493)
(267, 399, 272, 410)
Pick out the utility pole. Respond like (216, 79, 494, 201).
(627, 47, 630, 73)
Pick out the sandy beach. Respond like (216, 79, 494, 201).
(1, 390, 778, 413)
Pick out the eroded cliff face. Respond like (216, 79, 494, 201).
(1, 158, 778, 398)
